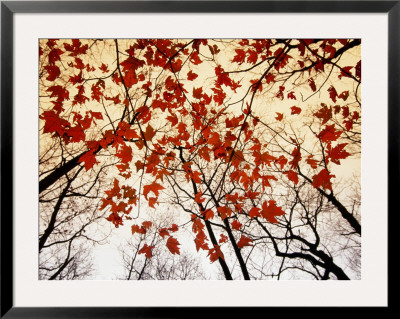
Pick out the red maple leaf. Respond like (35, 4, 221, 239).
(99, 63, 109, 73)
(326, 143, 350, 164)
(344, 119, 354, 131)
(194, 231, 209, 251)
(112, 73, 122, 85)
(247, 50, 258, 64)
(69, 72, 83, 85)
(215, 65, 240, 90)
(187, 70, 198, 81)
(131, 224, 146, 235)
(72, 85, 89, 105)
(289, 146, 302, 169)
(166, 114, 178, 127)
(315, 59, 324, 72)
(284, 170, 299, 184)
(91, 84, 103, 102)
(208, 245, 224, 262)
(324, 45, 336, 58)
(194, 191, 205, 204)
(261, 200, 285, 223)
(308, 78, 317, 92)
(142, 221, 153, 230)
(192, 215, 205, 234)
(253, 151, 276, 167)
(166, 236, 181, 255)
(207, 131, 220, 146)
(276, 86, 285, 100)
(40, 110, 70, 136)
(203, 209, 214, 220)
(250, 79, 262, 92)
(232, 48, 246, 64)
(312, 169, 335, 191)
(48, 47, 64, 65)
(225, 114, 244, 128)
(275, 112, 283, 121)
(116, 144, 133, 164)
(259, 175, 276, 190)
(44, 65, 60, 81)
(217, 206, 232, 220)
(78, 150, 98, 171)
(90, 111, 103, 121)
(339, 66, 353, 79)
(158, 228, 170, 238)
(306, 155, 318, 169)
(123, 69, 138, 88)
(342, 106, 350, 118)
(143, 124, 156, 142)
(143, 182, 165, 200)
(73, 57, 85, 70)
(64, 125, 85, 143)
(338, 90, 349, 101)
(63, 39, 88, 57)
(193, 87, 203, 99)
(168, 224, 179, 232)
(248, 207, 261, 219)
(287, 91, 296, 100)
(245, 190, 260, 200)
(275, 155, 288, 169)
(190, 51, 202, 65)
(229, 150, 244, 169)
(117, 122, 139, 140)
(328, 86, 337, 102)
(104, 178, 121, 199)
(47, 85, 69, 102)
(291, 106, 302, 115)
(314, 104, 332, 125)
(212, 87, 226, 105)
(237, 235, 253, 248)
(120, 56, 145, 72)
(265, 73, 275, 84)
(138, 244, 155, 259)
(231, 220, 242, 231)
(219, 234, 228, 244)
(317, 124, 342, 143)
(106, 212, 123, 228)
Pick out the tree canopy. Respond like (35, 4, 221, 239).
(39, 38, 361, 280)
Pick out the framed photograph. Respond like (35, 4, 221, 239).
(1, 0, 396, 317)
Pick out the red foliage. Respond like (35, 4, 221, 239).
(138, 244, 155, 259)
(39, 39, 360, 275)
(312, 169, 335, 191)
(237, 235, 253, 249)
(166, 236, 181, 255)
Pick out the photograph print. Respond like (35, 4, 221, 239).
(39, 39, 361, 280)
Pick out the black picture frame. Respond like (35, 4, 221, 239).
(1, 1, 396, 317)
